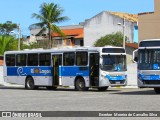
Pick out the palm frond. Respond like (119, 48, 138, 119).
(29, 22, 45, 30)
(51, 24, 65, 37)
(32, 13, 47, 22)
(31, 2, 69, 46)
(0, 35, 17, 55)
(55, 16, 70, 23)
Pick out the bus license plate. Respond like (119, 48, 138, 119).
(116, 81, 120, 84)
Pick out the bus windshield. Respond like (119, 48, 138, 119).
(138, 49, 160, 70)
(101, 55, 126, 71)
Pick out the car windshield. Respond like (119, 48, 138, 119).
(101, 55, 126, 71)
(138, 49, 160, 70)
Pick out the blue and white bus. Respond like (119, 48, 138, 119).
(133, 39, 160, 94)
(4, 46, 127, 91)
(96, 46, 127, 88)
(4, 47, 99, 91)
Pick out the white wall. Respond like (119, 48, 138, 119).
(127, 63, 137, 86)
(84, 11, 135, 47)
(0, 66, 3, 85)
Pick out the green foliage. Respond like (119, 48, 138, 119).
(94, 32, 123, 47)
(0, 35, 18, 55)
(30, 2, 69, 48)
(0, 21, 18, 35)
(21, 42, 38, 50)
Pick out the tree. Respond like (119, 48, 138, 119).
(0, 35, 18, 55)
(94, 32, 124, 47)
(30, 2, 69, 48)
(21, 42, 38, 50)
(0, 21, 18, 35)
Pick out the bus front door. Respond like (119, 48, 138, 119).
(89, 53, 99, 86)
(52, 54, 62, 86)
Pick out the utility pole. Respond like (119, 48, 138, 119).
(18, 24, 21, 51)
(117, 17, 125, 48)
(123, 18, 125, 48)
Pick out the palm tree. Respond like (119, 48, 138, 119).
(30, 2, 69, 48)
(0, 35, 18, 55)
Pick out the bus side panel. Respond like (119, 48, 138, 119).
(5, 67, 25, 85)
(34, 76, 52, 86)
(6, 66, 53, 86)
(3, 65, 7, 83)
(5, 76, 25, 85)
(60, 66, 90, 87)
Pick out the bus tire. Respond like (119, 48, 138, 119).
(25, 77, 35, 90)
(75, 78, 88, 91)
(97, 86, 108, 91)
(154, 88, 160, 94)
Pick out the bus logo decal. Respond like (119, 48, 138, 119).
(31, 68, 51, 75)
(17, 67, 27, 76)
(34, 68, 40, 74)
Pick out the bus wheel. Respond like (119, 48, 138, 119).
(75, 78, 88, 91)
(25, 77, 35, 90)
(154, 88, 160, 94)
(97, 87, 108, 91)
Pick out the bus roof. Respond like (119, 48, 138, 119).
(93, 46, 126, 54)
(139, 39, 160, 47)
(4, 47, 98, 54)
(4, 46, 126, 55)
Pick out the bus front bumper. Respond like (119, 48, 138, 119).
(138, 79, 160, 88)
(109, 80, 127, 87)
(99, 78, 127, 87)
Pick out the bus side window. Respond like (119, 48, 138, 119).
(28, 54, 38, 66)
(63, 52, 75, 66)
(39, 53, 51, 66)
(6, 54, 15, 66)
(16, 54, 26, 66)
(76, 52, 88, 66)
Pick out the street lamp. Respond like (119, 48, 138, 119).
(117, 18, 125, 48)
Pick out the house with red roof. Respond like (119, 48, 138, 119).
(51, 26, 84, 47)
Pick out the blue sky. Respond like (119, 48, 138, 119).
(0, 0, 154, 35)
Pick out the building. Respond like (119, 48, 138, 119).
(84, 11, 138, 47)
(28, 11, 138, 48)
(138, 0, 160, 41)
(28, 25, 84, 48)
(0, 56, 3, 66)
(51, 25, 84, 47)
(125, 43, 138, 63)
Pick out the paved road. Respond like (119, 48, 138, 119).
(0, 86, 160, 120)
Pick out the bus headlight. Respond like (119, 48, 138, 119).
(123, 75, 127, 80)
(138, 74, 142, 80)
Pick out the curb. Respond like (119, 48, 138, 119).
(112, 86, 138, 89)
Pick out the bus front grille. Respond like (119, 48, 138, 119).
(109, 80, 125, 84)
(143, 80, 160, 85)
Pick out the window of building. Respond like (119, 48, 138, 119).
(28, 54, 38, 66)
(76, 52, 88, 66)
(16, 54, 27, 66)
(39, 53, 51, 66)
(63, 52, 75, 66)
(5, 54, 15, 66)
